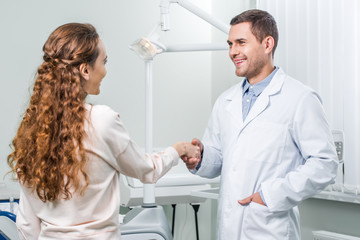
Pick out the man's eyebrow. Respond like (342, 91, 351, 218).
(227, 38, 247, 44)
(235, 38, 246, 42)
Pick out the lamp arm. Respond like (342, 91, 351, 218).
(167, 0, 230, 34)
(160, 0, 171, 31)
(165, 42, 228, 52)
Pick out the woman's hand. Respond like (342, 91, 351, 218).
(173, 141, 201, 169)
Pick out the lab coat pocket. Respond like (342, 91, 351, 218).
(242, 201, 289, 240)
(244, 121, 287, 164)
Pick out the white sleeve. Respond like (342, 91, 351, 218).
(16, 189, 41, 240)
(98, 108, 179, 183)
(261, 91, 338, 212)
(194, 98, 223, 178)
(118, 143, 179, 183)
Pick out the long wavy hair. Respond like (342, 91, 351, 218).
(7, 23, 100, 202)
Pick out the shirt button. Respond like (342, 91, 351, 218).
(246, 99, 250, 103)
(250, 86, 253, 89)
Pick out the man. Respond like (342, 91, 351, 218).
(183, 9, 338, 240)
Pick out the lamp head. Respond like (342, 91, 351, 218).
(130, 37, 166, 60)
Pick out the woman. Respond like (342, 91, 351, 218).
(7, 23, 200, 240)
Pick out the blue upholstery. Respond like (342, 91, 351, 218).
(0, 211, 16, 222)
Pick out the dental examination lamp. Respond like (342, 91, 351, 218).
(131, 0, 230, 59)
(131, 0, 229, 60)
(121, 1, 229, 239)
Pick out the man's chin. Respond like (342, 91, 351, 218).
(235, 70, 245, 77)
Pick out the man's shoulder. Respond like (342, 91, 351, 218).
(217, 81, 244, 100)
(282, 75, 315, 95)
(277, 72, 322, 106)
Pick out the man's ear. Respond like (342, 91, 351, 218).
(263, 36, 274, 55)
(79, 63, 89, 81)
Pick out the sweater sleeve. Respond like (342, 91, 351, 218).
(93, 106, 179, 183)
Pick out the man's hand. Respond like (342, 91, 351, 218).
(183, 157, 200, 170)
(181, 138, 203, 170)
(238, 192, 265, 206)
(191, 138, 204, 152)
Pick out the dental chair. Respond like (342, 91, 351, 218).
(0, 211, 20, 240)
(121, 205, 172, 240)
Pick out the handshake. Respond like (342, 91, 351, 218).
(173, 138, 203, 170)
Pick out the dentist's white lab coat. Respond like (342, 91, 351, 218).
(195, 68, 338, 240)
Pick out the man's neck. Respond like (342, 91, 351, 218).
(247, 64, 275, 85)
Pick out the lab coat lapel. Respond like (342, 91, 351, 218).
(243, 93, 270, 126)
(225, 79, 245, 129)
(242, 69, 285, 130)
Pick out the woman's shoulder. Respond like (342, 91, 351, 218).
(84, 104, 129, 148)
(85, 104, 120, 127)
(86, 103, 117, 116)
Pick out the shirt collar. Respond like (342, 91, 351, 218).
(242, 66, 279, 96)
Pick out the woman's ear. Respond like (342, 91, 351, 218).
(79, 63, 89, 81)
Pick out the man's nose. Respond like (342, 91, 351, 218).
(229, 45, 239, 58)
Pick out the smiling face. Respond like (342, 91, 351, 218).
(82, 40, 107, 95)
(227, 22, 274, 84)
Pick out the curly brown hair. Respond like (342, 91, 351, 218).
(8, 23, 100, 202)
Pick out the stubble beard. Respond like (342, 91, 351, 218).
(235, 56, 267, 81)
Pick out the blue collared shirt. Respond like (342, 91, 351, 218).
(242, 67, 279, 121)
